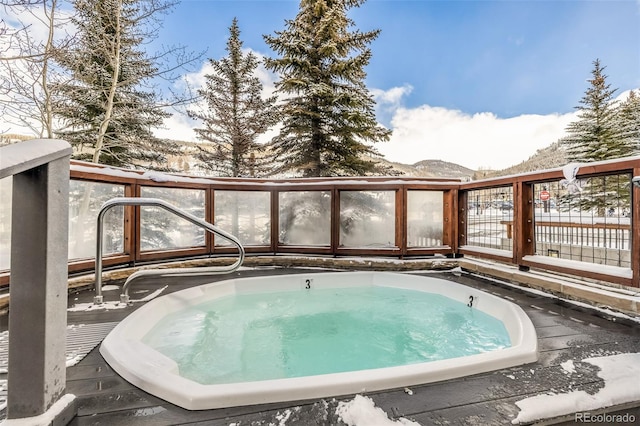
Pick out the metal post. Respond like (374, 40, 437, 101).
(1, 139, 76, 423)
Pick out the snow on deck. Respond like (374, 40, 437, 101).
(512, 353, 640, 424)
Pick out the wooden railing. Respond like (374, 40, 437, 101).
(458, 156, 639, 287)
(1, 153, 638, 288)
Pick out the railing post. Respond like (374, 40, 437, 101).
(271, 189, 279, 254)
(331, 188, 340, 255)
(1, 139, 76, 423)
(515, 181, 535, 270)
(632, 172, 640, 287)
(457, 190, 468, 250)
(396, 187, 405, 256)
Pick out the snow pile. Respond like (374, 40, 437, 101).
(560, 360, 575, 375)
(337, 395, 420, 426)
(274, 409, 293, 426)
(101, 285, 120, 292)
(67, 301, 128, 312)
(141, 170, 176, 182)
(66, 353, 85, 367)
(512, 353, 640, 424)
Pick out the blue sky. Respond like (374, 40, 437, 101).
(152, 0, 639, 169)
(2, 0, 639, 170)
(160, 0, 639, 117)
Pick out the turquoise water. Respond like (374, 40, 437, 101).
(141, 286, 511, 385)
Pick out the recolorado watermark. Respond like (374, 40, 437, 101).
(575, 412, 636, 423)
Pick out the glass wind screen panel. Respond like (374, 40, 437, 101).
(279, 191, 331, 246)
(214, 191, 270, 246)
(69, 180, 125, 260)
(339, 191, 395, 248)
(533, 174, 632, 268)
(407, 190, 444, 247)
(0, 177, 12, 270)
(464, 186, 514, 252)
(140, 187, 206, 251)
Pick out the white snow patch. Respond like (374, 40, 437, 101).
(71, 162, 460, 187)
(560, 360, 575, 375)
(67, 301, 127, 311)
(337, 395, 420, 426)
(512, 353, 640, 424)
(273, 408, 292, 426)
(65, 353, 84, 367)
(141, 170, 175, 182)
(521, 255, 633, 280)
(459, 245, 512, 258)
(101, 285, 120, 292)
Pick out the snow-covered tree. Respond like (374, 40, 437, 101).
(263, 0, 391, 177)
(0, 0, 71, 138)
(615, 90, 640, 156)
(562, 59, 632, 162)
(561, 60, 637, 215)
(188, 18, 279, 177)
(52, 0, 180, 169)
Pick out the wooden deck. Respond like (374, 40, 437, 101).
(3, 268, 640, 425)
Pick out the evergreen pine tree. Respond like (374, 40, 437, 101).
(52, 0, 176, 169)
(615, 90, 640, 156)
(560, 60, 637, 215)
(562, 59, 625, 162)
(188, 18, 279, 177)
(263, 0, 391, 177)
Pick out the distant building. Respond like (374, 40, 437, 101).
(0, 134, 33, 147)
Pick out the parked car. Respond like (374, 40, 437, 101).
(492, 200, 513, 211)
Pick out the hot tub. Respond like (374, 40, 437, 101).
(100, 271, 538, 410)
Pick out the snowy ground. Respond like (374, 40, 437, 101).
(512, 353, 640, 424)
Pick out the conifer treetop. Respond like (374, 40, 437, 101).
(264, 0, 391, 177)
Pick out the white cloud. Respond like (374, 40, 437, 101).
(372, 84, 413, 107)
(370, 86, 577, 170)
(162, 47, 280, 143)
(181, 48, 278, 100)
(371, 84, 413, 125)
(1, 3, 74, 48)
(154, 113, 198, 142)
(161, 83, 579, 171)
(377, 86, 638, 171)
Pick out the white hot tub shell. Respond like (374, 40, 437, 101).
(100, 271, 538, 410)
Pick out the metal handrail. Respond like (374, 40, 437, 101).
(94, 197, 245, 304)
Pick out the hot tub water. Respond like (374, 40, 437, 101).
(142, 286, 511, 385)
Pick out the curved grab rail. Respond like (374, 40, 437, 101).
(94, 197, 245, 304)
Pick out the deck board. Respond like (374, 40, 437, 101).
(3, 268, 640, 425)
